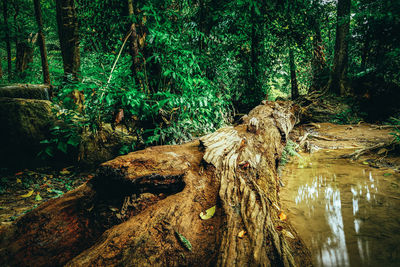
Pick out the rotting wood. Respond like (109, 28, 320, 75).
(0, 101, 312, 267)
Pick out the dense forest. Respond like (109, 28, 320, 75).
(1, 0, 400, 266)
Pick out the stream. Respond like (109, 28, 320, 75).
(281, 150, 400, 267)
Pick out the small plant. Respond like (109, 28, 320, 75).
(389, 117, 400, 145)
(280, 139, 300, 165)
(38, 109, 82, 158)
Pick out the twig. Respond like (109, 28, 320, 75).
(107, 30, 133, 84)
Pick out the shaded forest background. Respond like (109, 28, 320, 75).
(0, 0, 399, 156)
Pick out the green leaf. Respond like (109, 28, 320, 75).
(384, 173, 392, 177)
(175, 231, 192, 251)
(35, 193, 43, 201)
(199, 205, 216, 220)
(57, 142, 68, 153)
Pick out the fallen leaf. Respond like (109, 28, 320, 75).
(200, 205, 216, 220)
(238, 230, 246, 238)
(15, 171, 23, 176)
(276, 225, 283, 231)
(21, 190, 34, 198)
(377, 148, 388, 155)
(362, 161, 369, 165)
(175, 231, 192, 251)
(384, 173, 392, 177)
(35, 193, 42, 201)
(87, 174, 94, 179)
(278, 212, 287, 221)
(59, 169, 70, 175)
(282, 229, 295, 239)
(16, 178, 22, 183)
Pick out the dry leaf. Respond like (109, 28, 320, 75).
(21, 190, 34, 198)
(278, 212, 287, 221)
(238, 230, 246, 238)
(377, 148, 388, 155)
(60, 169, 70, 175)
(15, 171, 23, 176)
(282, 229, 295, 239)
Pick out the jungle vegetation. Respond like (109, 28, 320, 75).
(1, 0, 399, 152)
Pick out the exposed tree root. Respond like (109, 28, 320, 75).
(0, 101, 311, 266)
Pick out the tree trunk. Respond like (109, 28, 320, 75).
(56, 0, 80, 81)
(309, 16, 328, 92)
(329, 0, 351, 95)
(2, 0, 12, 79)
(0, 101, 311, 267)
(127, 0, 142, 86)
(0, 52, 3, 78)
(15, 37, 35, 73)
(289, 46, 299, 100)
(33, 0, 51, 85)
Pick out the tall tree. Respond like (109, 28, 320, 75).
(289, 45, 299, 99)
(33, 0, 50, 84)
(329, 0, 351, 95)
(309, 15, 328, 92)
(0, 53, 2, 78)
(127, 0, 141, 81)
(56, 0, 80, 80)
(2, 0, 12, 79)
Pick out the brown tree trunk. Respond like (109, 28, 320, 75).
(289, 46, 299, 100)
(2, 0, 12, 79)
(0, 52, 3, 78)
(309, 17, 328, 92)
(329, 0, 351, 95)
(33, 0, 50, 85)
(127, 0, 141, 82)
(56, 0, 80, 81)
(0, 101, 311, 267)
(15, 36, 35, 73)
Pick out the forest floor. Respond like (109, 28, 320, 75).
(0, 122, 398, 226)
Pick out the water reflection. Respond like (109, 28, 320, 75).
(280, 152, 400, 267)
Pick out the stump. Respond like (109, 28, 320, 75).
(0, 101, 311, 266)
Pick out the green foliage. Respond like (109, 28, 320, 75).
(39, 110, 82, 158)
(389, 117, 400, 144)
(280, 140, 300, 165)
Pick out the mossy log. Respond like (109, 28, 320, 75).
(0, 101, 311, 266)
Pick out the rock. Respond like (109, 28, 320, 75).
(0, 97, 55, 168)
(0, 97, 135, 169)
(0, 84, 51, 100)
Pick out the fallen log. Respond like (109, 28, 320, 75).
(0, 101, 311, 266)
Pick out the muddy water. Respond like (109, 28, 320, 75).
(280, 150, 400, 267)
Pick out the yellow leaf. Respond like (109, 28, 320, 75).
(362, 161, 369, 165)
(16, 178, 22, 183)
(21, 190, 34, 198)
(278, 212, 287, 221)
(59, 169, 70, 175)
(199, 205, 216, 220)
(238, 230, 246, 238)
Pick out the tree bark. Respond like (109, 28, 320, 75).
(289, 46, 299, 100)
(329, 0, 351, 95)
(0, 101, 311, 267)
(309, 16, 328, 92)
(127, 0, 142, 85)
(56, 0, 80, 81)
(0, 52, 3, 78)
(2, 0, 12, 79)
(33, 0, 51, 85)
